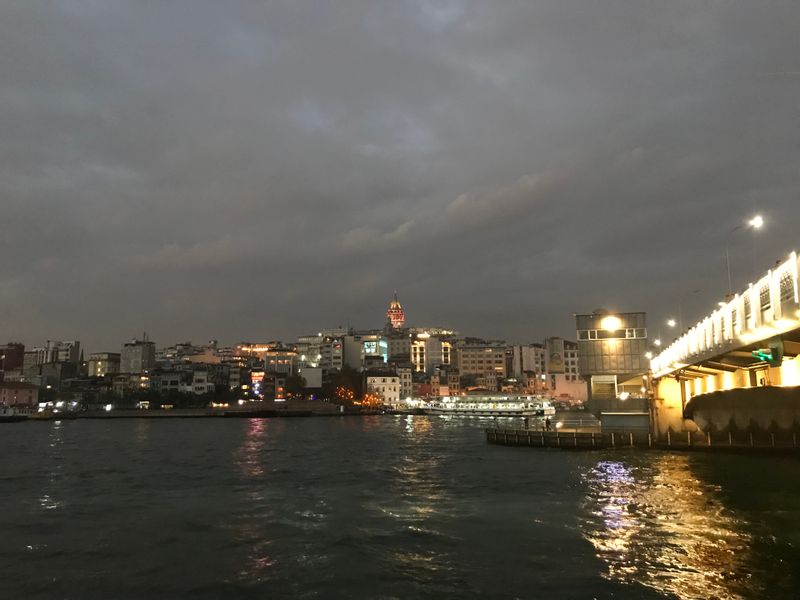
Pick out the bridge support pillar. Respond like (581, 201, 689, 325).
(652, 377, 698, 438)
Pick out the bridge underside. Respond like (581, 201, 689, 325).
(652, 332, 800, 435)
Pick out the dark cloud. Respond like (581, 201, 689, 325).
(2, 0, 799, 350)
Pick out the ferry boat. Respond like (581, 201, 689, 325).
(0, 407, 29, 423)
(418, 395, 556, 417)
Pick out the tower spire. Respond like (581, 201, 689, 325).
(387, 291, 405, 329)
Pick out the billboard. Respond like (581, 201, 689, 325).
(546, 338, 565, 374)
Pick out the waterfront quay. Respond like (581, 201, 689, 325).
(486, 426, 800, 453)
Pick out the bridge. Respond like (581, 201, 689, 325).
(650, 251, 800, 436)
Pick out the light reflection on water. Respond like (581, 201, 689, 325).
(39, 420, 65, 510)
(229, 418, 274, 583)
(581, 454, 755, 599)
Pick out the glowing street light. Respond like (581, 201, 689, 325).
(667, 319, 677, 328)
(653, 339, 662, 347)
(726, 214, 764, 296)
(645, 351, 653, 360)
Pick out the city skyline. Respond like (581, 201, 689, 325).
(2, 2, 799, 350)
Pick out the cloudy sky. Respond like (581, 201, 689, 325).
(2, 1, 799, 351)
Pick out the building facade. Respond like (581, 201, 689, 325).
(88, 353, 121, 377)
(121, 339, 156, 374)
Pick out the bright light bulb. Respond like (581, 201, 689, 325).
(600, 315, 622, 331)
(750, 215, 764, 229)
(667, 319, 677, 328)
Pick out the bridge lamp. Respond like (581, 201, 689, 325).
(600, 315, 622, 331)
(749, 215, 764, 229)
(666, 319, 677, 328)
(654, 339, 662, 347)
(645, 351, 653, 360)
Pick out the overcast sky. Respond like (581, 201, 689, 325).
(2, 1, 799, 351)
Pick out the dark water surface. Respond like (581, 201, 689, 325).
(2, 416, 800, 599)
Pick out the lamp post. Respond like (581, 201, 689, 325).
(725, 215, 763, 297)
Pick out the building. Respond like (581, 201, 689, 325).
(456, 342, 507, 378)
(432, 365, 460, 396)
(88, 353, 121, 377)
(366, 369, 401, 407)
(121, 338, 156, 374)
(236, 342, 298, 374)
(394, 364, 414, 399)
(27, 340, 81, 366)
(410, 333, 453, 374)
(576, 310, 649, 426)
(0, 343, 25, 372)
(510, 344, 547, 379)
(0, 382, 39, 407)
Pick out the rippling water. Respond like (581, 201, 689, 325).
(2, 416, 799, 599)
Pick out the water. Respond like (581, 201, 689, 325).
(2, 416, 800, 599)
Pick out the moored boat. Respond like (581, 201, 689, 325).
(417, 395, 555, 417)
(0, 407, 29, 423)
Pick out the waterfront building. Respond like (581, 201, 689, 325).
(366, 369, 401, 407)
(297, 365, 323, 389)
(88, 352, 121, 377)
(112, 373, 151, 395)
(121, 338, 156, 374)
(0, 382, 39, 407)
(576, 310, 649, 428)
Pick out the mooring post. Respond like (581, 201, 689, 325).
(687, 431, 691, 447)
(728, 431, 732, 446)
(667, 430, 671, 446)
(707, 431, 711, 447)
(648, 433, 652, 448)
(591, 433, 596, 448)
(556, 431, 560, 447)
(629, 432, 633, 447)
(541, 432, 545, 447)
(611, 432, 615, 447)
(574, 431, 578, 447)
(749, 432, 754, 447)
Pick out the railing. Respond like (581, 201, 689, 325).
(486, 428, 800, 451)
(651, 252, 800, 377)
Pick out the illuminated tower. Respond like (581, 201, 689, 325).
(386, 292, 405, 329)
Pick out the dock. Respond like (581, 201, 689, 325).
(485, 427, 800, 453)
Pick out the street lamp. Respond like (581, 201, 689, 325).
(666, 319, 677, 328)
(725, 215, 764, 297)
